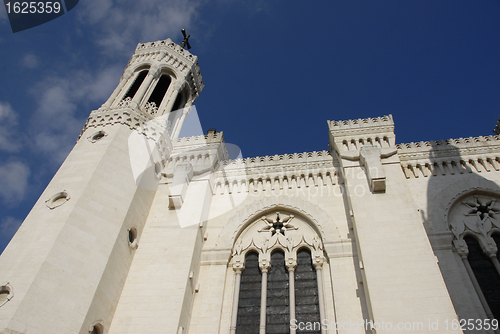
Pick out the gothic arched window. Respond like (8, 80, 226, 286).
(123, 70, 148, 100)
(229, 211, 326, 333)
(448, 192, 500, 320)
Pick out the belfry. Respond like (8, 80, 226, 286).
(1, 35, 500, 334)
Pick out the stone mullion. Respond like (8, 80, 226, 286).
(455, 244, 496, 322)
(286, 260, 297, 334)
(490, 256, 500, 277)
(259, 258, 270, 334)
(314, 261, 327, 334)
(132, 72, 155, 105)
(259, 269, 268, 334)
(230, 271, 242, 334)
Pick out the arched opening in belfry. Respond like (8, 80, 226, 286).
(172, 86, 189, 111)
(123, 70, 148, 100)
(147, 74, 172, 108)
(464, 235, 500, 319)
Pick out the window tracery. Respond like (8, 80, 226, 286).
(230, 210, 327, 334)
(448, 192, 500, 320)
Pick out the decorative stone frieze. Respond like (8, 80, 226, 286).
(397, 136, 500, 179)
(78, 105, 174, 163)
(229, 211, 326, 270)
(210, 150, 338, 195)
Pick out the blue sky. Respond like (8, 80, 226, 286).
(0, 0, 499, 252)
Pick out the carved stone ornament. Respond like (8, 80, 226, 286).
(257, 212, 298, 236)
(448, 193, 500, 256)
(230, 210, 325, 271)
(340, 144, 397, 192)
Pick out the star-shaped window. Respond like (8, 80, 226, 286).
(258, 212, 298, 236)
(463, 196, 500, 221)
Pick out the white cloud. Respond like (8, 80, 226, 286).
(30, 66, 123, 164)
(78, 0, 200, 54)
(21, 53, 39, 69)
(0, 161, 30, 205)
(0, 102, 21, 152)
(0, 216, 22, 239)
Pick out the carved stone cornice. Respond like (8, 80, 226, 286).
(78, 105, 173, 161)
(397, 136, 500, 162)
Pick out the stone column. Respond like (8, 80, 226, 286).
(230, 266, 244, 334)
(314, 261, 327, 334)
(286, 261, 297, 334)
(131, 70, 156, 105)
(171, 101, 193, 139)
(455, 242, 496, 321)
(163, 81, 185, 113)
(259, 261, 270, 334)
(491, 256, 500, 277)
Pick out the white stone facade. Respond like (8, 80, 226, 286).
(1, 38, 500, 334)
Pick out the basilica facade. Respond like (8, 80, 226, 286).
(1, 38, 500, 334)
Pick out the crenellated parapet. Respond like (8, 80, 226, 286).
(212, 150, 338, 195)
(397, 135, 500, 179)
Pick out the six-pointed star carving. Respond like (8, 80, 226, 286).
(258, 212, 298, 236)
(462, 195, 500, 221)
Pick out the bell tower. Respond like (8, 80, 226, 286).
(0, 37, 203, 334)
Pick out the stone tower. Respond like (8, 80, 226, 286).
(0, 38, 206, 334)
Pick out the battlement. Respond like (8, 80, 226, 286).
(397, 135, 500, 152)
(222, 150, 333, 169)
(134, 38, 197, 64)
(328, 115, 394, 136)
(328, 115, 396, 154)
(174, 131, 225, 147)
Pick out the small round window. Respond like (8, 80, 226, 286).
(128, 226, 138, 249)
(88, 130, 107, 143)
(46, 191, 70, 209)
(89, 322, 103, 334)
(0, 290, 9, 304)
(0, 283, 13, 307)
